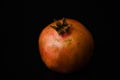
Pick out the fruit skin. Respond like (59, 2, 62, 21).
(38, 18, 94, 73)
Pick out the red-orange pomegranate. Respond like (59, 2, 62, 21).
(38, 18, 94, 73)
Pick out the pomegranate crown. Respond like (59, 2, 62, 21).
(51, 18, 71, 35)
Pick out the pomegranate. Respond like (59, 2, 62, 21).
(38, 18, 94, 73)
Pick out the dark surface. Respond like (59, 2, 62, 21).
(3, 1, 113, 80)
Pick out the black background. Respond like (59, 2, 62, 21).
(3, 0, 113, 80)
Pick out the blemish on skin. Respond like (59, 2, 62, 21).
(53, 45, 59, 53)
(55, 38, 59, 42)
(64, 38, 72, 45)
(78, 42, 80, 45)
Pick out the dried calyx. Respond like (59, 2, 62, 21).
(51, 18, 71, 35)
